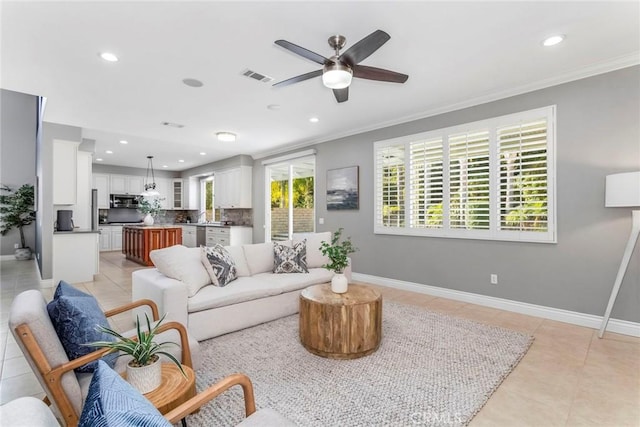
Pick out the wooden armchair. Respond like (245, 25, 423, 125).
(8, 289, 200, 427)
(164, 373, 294, 426)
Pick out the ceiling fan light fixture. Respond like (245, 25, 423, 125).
(216, 132, 236, 142)
(322, 63, 353, 89)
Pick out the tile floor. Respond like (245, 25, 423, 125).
(1, 252, 638, 426)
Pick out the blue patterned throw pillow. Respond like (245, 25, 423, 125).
(273, 240, 308, 273)
(79, 360, 171, 427)
(47, 281, 117, 373)
(201, 244, 237, 287)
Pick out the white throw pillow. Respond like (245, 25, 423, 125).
(293, 232, 331, 268)
(243, 241, 291, 275)
(149, 245, 211, 297)
(224, 245, 251, 277)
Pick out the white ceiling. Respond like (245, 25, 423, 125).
(2, 1, 638, 171)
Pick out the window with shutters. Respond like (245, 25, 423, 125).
(374, 106, 556, 243)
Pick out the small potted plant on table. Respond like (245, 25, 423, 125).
(320, 228, 358, 294)
(0, 184, 36, 260)
(88, 313, 185, 394)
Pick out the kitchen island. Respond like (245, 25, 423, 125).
(122, 225, 182, 266)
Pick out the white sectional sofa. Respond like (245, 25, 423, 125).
(132, 232, 350, 341)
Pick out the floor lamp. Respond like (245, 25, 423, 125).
(598, 171, 640, 338)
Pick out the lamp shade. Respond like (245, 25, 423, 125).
(605, 171, 640, 207)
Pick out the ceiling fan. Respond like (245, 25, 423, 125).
(273, 30, 409, 103)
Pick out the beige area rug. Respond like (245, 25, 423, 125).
(187, 302, 533, 426)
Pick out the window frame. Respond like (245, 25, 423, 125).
(374, 106, 556, 243)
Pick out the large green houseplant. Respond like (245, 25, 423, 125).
(88, 313, 185, 393)
(320, 228, 358, 293)
(0, 184, 36, 260)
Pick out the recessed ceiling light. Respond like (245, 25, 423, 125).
(200, 152, 206, 156)
(216, 132, 236, 142)
(178, 159, 185, 163)
(162, 165, 168, 168)
(267, 104, 281, 111)
(309, 117, 319, 123)
(99, 52, 119, 62)
(119, 140, 128, 144)
(542, 34, 565, 47)
(105, 150, 113, 154)
(182, 78, 204, 88)
(96, 158, 104, 162)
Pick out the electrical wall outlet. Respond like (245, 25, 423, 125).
(490, 274, 498, 285)
(14, 243, 20, 249)
(318, 217, 324, 225)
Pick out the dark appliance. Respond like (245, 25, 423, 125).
(91, 189, 98, 230)
(110, 194, 140, 209)
(56, 210, 74, 231)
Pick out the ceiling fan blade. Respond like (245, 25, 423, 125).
(353, 65, 409, 84)
(333, 87, 349, 103)
(340, 30, 390, 66)
(273, 69, 323, 87)
(274, 40, 328, 65)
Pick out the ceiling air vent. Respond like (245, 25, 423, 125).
(241, 68, 273, 83)
(161, 121, 184, 128)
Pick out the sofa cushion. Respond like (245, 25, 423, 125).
(243, 241, 290, 275)
(150, 245, 211, 297)
(273, 240, 308, 274)
(224, 245, 251, 277)
(187, 277, 283, 312)
(47, 283, 118, 373)
(293, 232, 331, 268)
(79, 361, 170, 427)
(201, 245, 237, 287)
(254, 268, 333, 293)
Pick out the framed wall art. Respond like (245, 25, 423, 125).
(326, 166, 359, 210)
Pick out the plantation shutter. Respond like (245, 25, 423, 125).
(448, 130, 490, 230)
(498, 119, 548, 232)
(409, 138, 444, 228)
(375, 144, 405, 228)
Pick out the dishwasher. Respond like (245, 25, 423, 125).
(196, 226, 207, 247)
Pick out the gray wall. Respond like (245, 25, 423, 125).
(0, 89, 37, 256)
(39, 122, 82, 279)
(253, 65, 640, 323)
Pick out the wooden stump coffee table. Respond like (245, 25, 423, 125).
(299, 283, 382, 359)
(122, 363, 196, 416)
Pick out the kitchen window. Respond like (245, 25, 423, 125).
(374, 106, 556, 243)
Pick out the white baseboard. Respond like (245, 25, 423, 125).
(352, 272, 640, 338)
(0, 255, 18, 261)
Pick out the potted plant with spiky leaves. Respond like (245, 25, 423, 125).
(87, 313, 185, 394)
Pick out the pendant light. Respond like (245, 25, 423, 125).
(141, 155, 160, 197)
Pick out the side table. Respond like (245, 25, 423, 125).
(123, 363, 196, 424)
(299, 283, 382, 359)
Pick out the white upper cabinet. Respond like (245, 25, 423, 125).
(172, 179, 183, 209)
(214, 166, 252, 208)
(110, 174, 143, 195)
(154, 177, 172, 209)
(92, 174, 110, 208)
(53, 140, 79, 205)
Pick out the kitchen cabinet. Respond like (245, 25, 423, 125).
(214, 166, 252, 208)
(122, 226, 182, 266)
(110, 174, 144, 195)
(98, 225, 123, 252)
(182, 225, 197, 247)
(172, 179, 183, 209)
(53, 232, 99, 284)
(205, 226, 252, 246)
(53, 140, 79, 205)
(93, 174, 110, 208)
(154, 177, 172, 209)
(74, 151, 93, 229)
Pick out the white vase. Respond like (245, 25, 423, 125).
(14, 247, 31, 261)
(143, 214, 154, 226)
(331, 273, 348, 294)
(126, 358, 162, 394)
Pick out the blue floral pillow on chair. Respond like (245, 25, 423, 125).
(47, 281, 117, 372)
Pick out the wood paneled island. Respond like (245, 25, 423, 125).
(122, 226, 182, 266)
